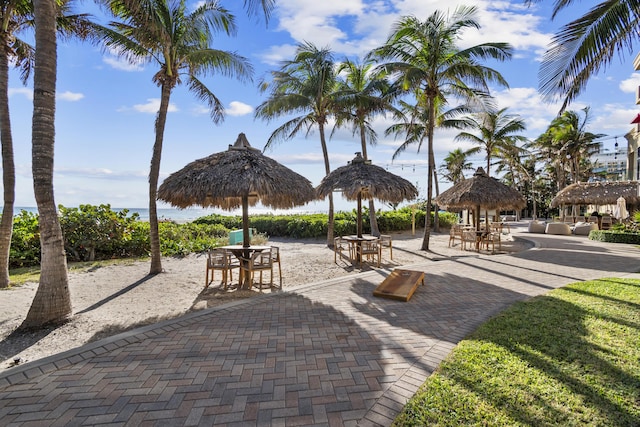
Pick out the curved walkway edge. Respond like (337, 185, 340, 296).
(1, 227, 639, 426)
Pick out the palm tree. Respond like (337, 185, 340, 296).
(255, 42, 341, 246)
(454, 108, 527, 177)
(22, 0, 71, 328)
(370, 6, 512, 250)
(525, 0, 639, 110)
(96, 0, 266, 274)
(0, 0, 93, 289)
(440, 148, 474, 184)
(494, 137, 529, 187)
(334, 58, 400, 236)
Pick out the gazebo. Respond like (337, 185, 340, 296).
(550, 181, 640, 218)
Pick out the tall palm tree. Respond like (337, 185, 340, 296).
(440, 148, 474, 184)
(370, 6, 512, 250)
(494, 136, 529, 187)
(255, 42, 341, 246)
(96, 0, 265, 274)
(525, 0, 640, 110)
(22, 0, 71, 328)
(455, 107, 527, 177)
(0, 0, 93, 289)
(334, 58, 400, 236)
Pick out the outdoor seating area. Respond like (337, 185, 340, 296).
(334, 234, 392, 267)
(207, 245, 282, 291)
(527, 217, 603, 236)
(448, 222, 507, 253)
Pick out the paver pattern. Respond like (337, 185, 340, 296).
(1, 226, 638, 426)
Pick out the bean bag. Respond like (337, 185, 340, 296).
(545, 222, 571, 235)
(527, 220, 546, 233)
(573, 221, 598, 236)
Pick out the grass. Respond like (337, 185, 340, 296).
(5, 257, 148, 287)
(393, 278, 640, 427)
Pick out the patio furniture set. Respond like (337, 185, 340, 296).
(448, 223, 505, 254)
(333, 234, 393, 267)
(205, 245, 282, 291)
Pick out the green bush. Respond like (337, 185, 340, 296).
(10, 210, 41, 268)
(589, 230, 640, 244)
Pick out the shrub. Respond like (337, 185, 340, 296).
(10, 210, 41, 268)
(589, 230, 640, 244)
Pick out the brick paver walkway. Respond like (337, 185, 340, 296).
(1, 227, 638, 426)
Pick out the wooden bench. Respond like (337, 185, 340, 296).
(373, 269, 425, 302)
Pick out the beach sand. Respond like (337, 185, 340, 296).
(0, 228, 530, 373)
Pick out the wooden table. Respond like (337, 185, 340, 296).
(373, 269, 425, 302)
(221, 245, 272, 289)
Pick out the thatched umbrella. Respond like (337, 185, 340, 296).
(158, 133, 315, 248)
(435, 167, 526, 231)
(316, 152, 418, 237)
(550, 181, 640, 208)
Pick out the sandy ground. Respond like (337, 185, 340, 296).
(0, 227, 530, 373)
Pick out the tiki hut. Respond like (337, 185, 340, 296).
(435, 167, 526, 230)
(316, 152, 418, 237)
(550, 181, 640, 208)
(158, 133, 315, 247)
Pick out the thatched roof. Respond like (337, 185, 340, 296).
(550, 181, 640, 207)
(435, 167, 526, 210)
(158, 133, 315, 210)
(316, 153, 418, 202)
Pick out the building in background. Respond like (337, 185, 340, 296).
(623, 54, 640, 181)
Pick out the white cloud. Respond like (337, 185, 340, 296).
(9, 87, 33, 100)
(58, 91, 84, 102)
(118, 98, 178, 114)
(103, 46, 145, 72)
(227, 101, 254, 116)
(619, 73, 640, 94)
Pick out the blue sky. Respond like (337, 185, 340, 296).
(5, 0, 640, 214)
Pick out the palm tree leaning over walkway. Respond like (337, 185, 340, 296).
(0, 0, 93, 289)
(96, 0, 270, 274)
(256, 42, 341, 247)
(22, 0, 70, 328)
(370, 6, 512, 250)
(525, 0, 640, 111)
(334, 58, 401, 237)
(455, 107, 527, 178)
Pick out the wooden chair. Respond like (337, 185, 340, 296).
(357, 239, 381, 267)
(334, 236, 352, 263)
(270, 246, 283, 289)
(239, 248, 274, 291)
(600, 216, 612, 230)
(482, 232, 501, 254)
(205, 248, 239, 290)
(448, 225, 463, 248)
(461, 230, 478, 252)
(379, 234, 393, 260)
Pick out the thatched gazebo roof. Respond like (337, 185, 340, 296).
(316, 152, 418, 237)
(550, 181, 640, 208)
(435, 167, 526, 211)
(158, 133, 315, 247)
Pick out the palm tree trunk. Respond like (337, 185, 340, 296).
(23, 0, 72, 328)
(421, 97, 435, 251)
(148, 83, 171, 275)
(0, 44, 15, 288)
(360, 123, 379, 236)
(431, 150, 439, 233)
(319, 122, 334, 246)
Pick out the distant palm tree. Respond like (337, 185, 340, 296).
(455, 108, 527, 177)
(440, 148, 474, 184)
(96, 0, 266, 274)
(256, 42, 341, 246)
(494, 137, 529, 188)
(22, 0, 72, 328)
(334, 58, 400, 236)
(0, 0, 93, 289)
(371, 6, 512, 250)
(525, 0, 639, 110)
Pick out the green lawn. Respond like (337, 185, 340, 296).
(394, 278, 640, 426)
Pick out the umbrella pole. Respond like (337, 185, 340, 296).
(357, 192, 363, 238)
(242, 195, 250, 249)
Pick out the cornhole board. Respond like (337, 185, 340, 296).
(373, 269, 425, 302)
